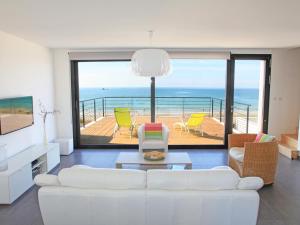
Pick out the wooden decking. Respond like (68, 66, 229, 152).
(80, 116, 225, 145)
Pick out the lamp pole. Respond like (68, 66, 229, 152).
(151, 77, 155, 122)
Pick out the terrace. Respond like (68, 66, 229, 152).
(79, 97, 255, 145)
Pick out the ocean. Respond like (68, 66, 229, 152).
(78, 88, 259, 119)
(80, 87, 259, 108)
(0, 96, 33, 114)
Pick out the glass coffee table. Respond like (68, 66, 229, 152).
(115, 152, 192, 169)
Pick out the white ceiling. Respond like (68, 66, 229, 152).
(0, 0, 300, 49)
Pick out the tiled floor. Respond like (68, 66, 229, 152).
(0, 149, 299, 225)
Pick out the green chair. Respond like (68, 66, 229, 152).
(113, 108, 136, 139)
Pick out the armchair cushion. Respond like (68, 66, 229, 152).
(141, 139, 166, 150)
(254, 133, 264, 142)
(144, 123, 163, 140)
(229, 147, 245, 163)
(257, 134, 276, 143)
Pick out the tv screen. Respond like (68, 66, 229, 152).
(0, 96, 34, 135)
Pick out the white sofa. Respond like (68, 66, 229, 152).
(138, 124, 169, 153)
(35, 166, 263, 225)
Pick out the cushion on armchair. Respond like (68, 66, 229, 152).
(254, 133, 275, 143)
(254, 133, 264, 142)
(144, 123, 163, 140)
(229, 147, 245, 162)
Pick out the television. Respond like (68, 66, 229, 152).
(0, 96, 34, 135)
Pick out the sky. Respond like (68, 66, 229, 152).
(78, 59, 262, 89)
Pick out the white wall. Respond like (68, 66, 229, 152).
(53, 49, 73, 138)
(298, 117, 300, 150)
(0, 31, 56, 157)
(53, 48, 300, 141)
(268, 48, 300, 137)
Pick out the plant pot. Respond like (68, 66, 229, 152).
(43, 123, 48, 146)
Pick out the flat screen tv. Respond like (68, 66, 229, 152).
(0, 96, 34, 135)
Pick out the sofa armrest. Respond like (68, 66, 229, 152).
(238, 177, 264, 190)
(34, 174, 61, 187)
(228, 134, 257, 148)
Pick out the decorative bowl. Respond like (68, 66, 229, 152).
(144, 151, 165, 161)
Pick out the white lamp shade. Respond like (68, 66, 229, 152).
(131, 49, 171, 77)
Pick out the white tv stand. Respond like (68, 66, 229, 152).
(0, 143, 60, 204)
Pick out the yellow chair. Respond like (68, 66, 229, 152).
(113, 108, 136, 138)
(174, 113, 206, 135)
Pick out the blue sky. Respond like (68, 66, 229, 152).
(79, 59, 262, 88)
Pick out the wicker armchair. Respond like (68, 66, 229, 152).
(228, 134, 279, 185)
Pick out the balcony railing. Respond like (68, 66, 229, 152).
(79, 96, 253, 133)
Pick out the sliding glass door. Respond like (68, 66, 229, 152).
(77, 61, 150, 145)
(155, 59, 227, 145)
(230, 55, 271, 134)
(71, 54, 271, 148)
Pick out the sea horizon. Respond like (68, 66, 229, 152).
(80, 87, 259, 109)
(0, 97, 33, 114)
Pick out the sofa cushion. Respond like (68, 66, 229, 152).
(58, 167, 146, 189)
(147, 168, 240, 190)
(34, 174, 61, 187)
(229, 147, 245, 162)
(238, 177, 264, 190)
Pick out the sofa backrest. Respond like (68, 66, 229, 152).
(35, 166, 263, 190)
(58, 167, 146, 189)
(147, 169, 240, 190)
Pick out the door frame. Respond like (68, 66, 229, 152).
(70, 54, 271, 149)
(229, 54, 272, 135)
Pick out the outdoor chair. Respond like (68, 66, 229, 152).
(174, 113, 206, 135)
(113, 108, 136, 139)
(228, 133, 279, 185)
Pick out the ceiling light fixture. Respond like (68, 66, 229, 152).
(131, 31, 171, 77)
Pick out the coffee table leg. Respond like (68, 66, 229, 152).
(116, 163, 122, 169)
(185, 163, 192, 169)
